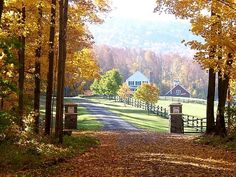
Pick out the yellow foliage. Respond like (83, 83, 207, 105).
(1, 0, 110, 108)
(65, 48, 100, 89)
(155, 0, 236, 77)
(134, 83, 159, 104)
(117, 83, 132, 100)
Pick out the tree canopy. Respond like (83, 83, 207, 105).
(134, 83, 159, 104)
(99, 69, 123, 96)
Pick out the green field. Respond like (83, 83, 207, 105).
(86, 97, 170, 133)
(157, 98, 218, 118)
(157, 99, 207, 118)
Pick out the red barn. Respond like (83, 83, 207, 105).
(165, 84, 191, 98)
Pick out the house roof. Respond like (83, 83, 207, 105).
(126, 71, 149, 82)
(165, 84, 191, 95)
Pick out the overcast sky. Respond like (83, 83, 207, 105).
(109, 0, 188, 23)
(90, 0, 195, 55)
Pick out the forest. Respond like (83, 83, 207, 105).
(94, 45, 209, 98)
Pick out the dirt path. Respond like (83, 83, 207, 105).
(45, 132, 236, 177)
(46, 98, 236, 176)
(79, 99, 142, 132)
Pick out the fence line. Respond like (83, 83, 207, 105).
(159, 96, 218, 106)
(102, 95, 208, 133)
(104, 95, 169, 119)
(182, 115, 206, 133)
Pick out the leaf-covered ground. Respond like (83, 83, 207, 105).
(35, 131, 236, 177)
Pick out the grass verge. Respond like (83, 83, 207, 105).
(77, 106, 102, 131)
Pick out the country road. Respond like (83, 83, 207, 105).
(79, 98, 142, 132)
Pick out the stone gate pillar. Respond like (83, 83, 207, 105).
(169, 103, 183, 134)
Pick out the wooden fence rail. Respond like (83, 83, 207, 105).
(102, 95, 209, 133)
(105, 95, 170, 119)
(183, 114, 206, 133)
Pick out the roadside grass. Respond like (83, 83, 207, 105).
(86, 97, 169, 133)
(77, 106, 102, 131)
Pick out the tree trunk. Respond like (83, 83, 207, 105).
(0, 96, 3, 110)
(34, 1, 42, 134)
(45, 0, 56, 135)
(18, 5, 26, 128)
(215, 54, 233, 137)
(0, 0, 4, 23)
(215, 71, 228, 137)
(206, 69, 216, 134)
(206, 0, 217, 135)
(227, 86, 232, 131)
(55, 0, 68, 143)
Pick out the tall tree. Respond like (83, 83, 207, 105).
(155, 0, 236, 136)
(0, 0, 3, 22)
(18, 3, 26, 128)
(206, 1, 217, 134)
(45, 0, 56, 135)
(55, 0, 68, 143)
(215, 54, 233, 136)
(33, 1, 43, 134)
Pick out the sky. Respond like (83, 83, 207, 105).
(89, 0, 196, 55)
(110, 0, 183, 22)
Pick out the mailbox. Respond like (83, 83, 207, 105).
(64, 103, 78, 129)
(169, 103, 183, 134)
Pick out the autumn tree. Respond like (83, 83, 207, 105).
(65, 48, 100, 93)
(55, 0, 110, 142)
(17, 2, 26, 128)
(117, 83, 132, 106)
(33, 1, 43, 134)
(45, 0, 56, 135)
(1, 0, 110, 137)
(155, 0, 236, 136)
(134, 83, 159, 114)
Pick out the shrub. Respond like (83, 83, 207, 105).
(0, 111, 20, 142)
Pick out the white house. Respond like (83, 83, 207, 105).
(126, 71, 150, 91)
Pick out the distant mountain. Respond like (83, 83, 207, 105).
(89, 16, 198, 55)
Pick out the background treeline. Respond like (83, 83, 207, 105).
(94, 45, 208, 98)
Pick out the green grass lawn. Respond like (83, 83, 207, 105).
(157, 99, 213, 118)
(86, 97, 170, 133)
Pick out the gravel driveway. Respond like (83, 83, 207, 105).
(79, 99, 142, 132)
